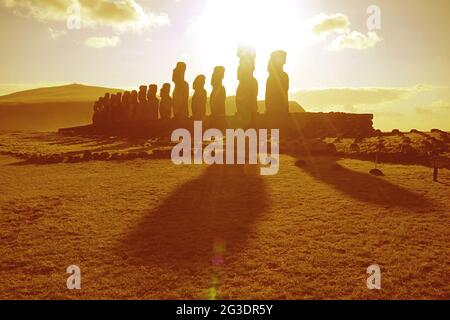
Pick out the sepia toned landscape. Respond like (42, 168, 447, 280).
(0, 0, 449, 301)
(1, 128, 449, 299)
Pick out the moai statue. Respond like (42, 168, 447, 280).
(115, 92, 123, 124)
(109, 94, 116, 124)
(172, 62, 189, 119)
(130, 90, 139, 123)
(266, 50, 289, 116)
(97, 97, 105, 126)
(147, 84, 159, 121)
(122, 91, 131, 124)
(159, 83, 172, 120)
(191, 75, 207, 120)
(236, 46, 258, 125)
(102, 93, 112, 126)
(111, 93, 123, 125)
(109, 94, 118, 125)
(138, 85, 149, 124)
(210, 66, 226, 117)
(92, 98, 102, 126)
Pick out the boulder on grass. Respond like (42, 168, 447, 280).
(369, 168, 384, 176)
(350, 143, 360, 153)
(295, 159, 307, 167)
(83, 151, 92, 161)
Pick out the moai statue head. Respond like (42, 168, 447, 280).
(268, 50, 287, 74)
(138, 85, 147, 103)
(161, 83, 171, 97)
(116, 92, 122, 103)
(103, 93, 111, 107)
(237, 45, 256, 81)
(110, 94, 117, 105)
(94, 98, 101, 112)
(211, 66, 225, 87)
(238, 45, 256, 61)
(131, 90, 138, 104)
(147, 84, 158, 99)
(193, 75, 206, 91)
(172, 62, 187, 84)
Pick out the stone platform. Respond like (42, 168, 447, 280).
(59, 112, 375, 138)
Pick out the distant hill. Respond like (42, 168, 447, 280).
(0, 83, 123, 104)
(0, 83, 122, 131)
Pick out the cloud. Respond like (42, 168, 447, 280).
(311, 13, 350, 35)
(308, 13, 381, 51)
(290, 85, 442, 109)
(326, 31, 382, 51)
(415, 107, 433, 115)
(2, 0, 169, 32)
(432, 100, 450, 109)
(47, 27, 66, 39)
(84, 36, 120, 48)
(416, 100, 450, 115)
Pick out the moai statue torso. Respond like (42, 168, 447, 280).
(115, 92, 123, 124)
(172, 62, 189, 119)
(138, 85, 149, 123)
(159, 83, 172, 120)
(191, 75, 207, 120)
(266, 50, 289, 116)
(147, 84, 159, 121)
(122, 91, 131, 124)
(109, 94, 118, 124)
(102, 93, 111, 125)
(130, 90, 139, 122)
(236, 46, 258, 125)
(92, 98, 101, 126)
(210, 66, 226, 117)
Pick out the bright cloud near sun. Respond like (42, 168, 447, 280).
(47, 27, 67, 39)
(309, 13, 382, 51)
(326, 31, 382, 51)
(311, 13, 350, 36)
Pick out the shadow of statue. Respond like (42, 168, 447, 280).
(121, 164, 268, 274)
(295, 156, 432, 209)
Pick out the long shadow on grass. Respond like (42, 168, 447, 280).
(122, 164, 268, 268)
(296, 156, 432, 208)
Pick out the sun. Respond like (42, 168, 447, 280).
(188, 0, 306, 91)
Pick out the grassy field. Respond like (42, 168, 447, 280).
(0, 132, 449, 299)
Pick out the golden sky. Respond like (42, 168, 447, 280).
(0, 0, 449, 130)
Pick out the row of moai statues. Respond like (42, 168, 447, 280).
(92, 48, 289, 127)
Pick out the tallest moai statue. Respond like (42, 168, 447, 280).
(236, 46, 258, 126)
(266, 50, 289, 116)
